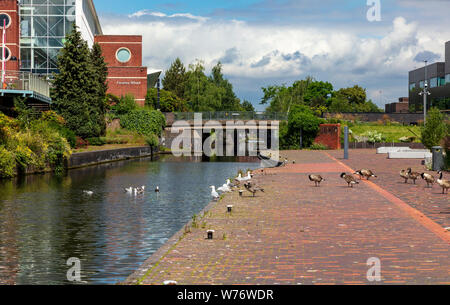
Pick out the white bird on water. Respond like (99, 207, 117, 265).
(155, 186, 160, 193)
(83, 190, 93, 196)
(124, 187, 133, 194)
(210, 186, 219, 200)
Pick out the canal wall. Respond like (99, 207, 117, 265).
(68, 146, 156, 169)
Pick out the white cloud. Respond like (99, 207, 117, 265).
(100, 11, 450, 108)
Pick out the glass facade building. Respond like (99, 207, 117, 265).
(18, 0, 101, 75)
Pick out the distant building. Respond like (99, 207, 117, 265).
(408, 41, 450, 111)
(0, 0, 150, 105)
(385, 97, 409, 113)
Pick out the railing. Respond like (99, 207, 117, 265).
(169, 112, 288, 121)
(1, 70, 51, 98)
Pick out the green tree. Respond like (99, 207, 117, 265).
(286, 104, 323, 148)
(335, 85, 367, 105)
(420, 108, 447, 150)
(209, 62, 242, 111)
(51, 24, 105, 138)
(241, 100, 255, 112)
(162, 58, 187, 98)
(90, 42, 108, 135)
(146, 88, 189, 112)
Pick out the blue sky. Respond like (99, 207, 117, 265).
(95, 0, 450, 110)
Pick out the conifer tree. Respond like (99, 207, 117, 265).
(51, 24, 105, 138)
(162, 58, 187, 98)
(90, 42, 108, 136)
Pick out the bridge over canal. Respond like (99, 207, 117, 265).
(162, 112, 287, 156)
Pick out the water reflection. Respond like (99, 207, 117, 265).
(0, 155, 258, 284)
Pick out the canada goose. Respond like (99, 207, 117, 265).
(354, 169, 377, 180)
(244, 182, 264, 197)
(420, 173, 435, 188)
(340, 173, 359, 187)
(155, 186, 160, 192)
(308, 174, 325, 187)
(407, 168, 420, 184)
(136, 186, 145, 194)
(436, 171, 450, 194)
(400, 169, 409, 183)
(210, 186, 219, 200)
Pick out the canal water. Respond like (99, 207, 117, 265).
(0, 155, 258, 285)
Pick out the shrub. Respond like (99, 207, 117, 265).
(0, 146, 16, 178)
(86, 137, 106, 146)
(120, 108, 166, 137)
(15, 144, 35, 172)
(421, 108, 447, 150)
(286, 104, 323, 148)
(111, 94, 138, 116)
(363, 130, 386, 143)
(76, 137, 89, 149)
(145, 134, 159, 147)
(310, 142, 329, 150)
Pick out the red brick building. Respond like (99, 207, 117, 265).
(314, 124, 341, 150)
(94, 35, 148, 106)
(0, 0, 20, 83)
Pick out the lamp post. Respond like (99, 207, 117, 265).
(418, 60, 430, 124)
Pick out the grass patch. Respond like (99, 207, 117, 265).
(346, 125, 422, 143)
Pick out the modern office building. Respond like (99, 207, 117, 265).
(0, 0, 149, 104)
(408, 41, 450, 111)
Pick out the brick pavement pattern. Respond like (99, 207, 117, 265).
(131, 150, 449, 285)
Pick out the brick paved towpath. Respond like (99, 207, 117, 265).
(126, 150, 449, 285)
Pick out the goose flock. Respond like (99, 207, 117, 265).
(307, 166, 449, 194)
(210, 170, 265, 199)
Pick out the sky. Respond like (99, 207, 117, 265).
(94, 0, 450, 110)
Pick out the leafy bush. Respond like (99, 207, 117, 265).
(421, 108, 447, 150)
(120, 108, 166, 137)
(310, 142, 329, 150)
(86, 137, 106, 146)
(75, 137, 89, 149)
(284, 104, 323, 148)
(363, 130, 386, 143)
(145, 134, 159, 147)
(0, 146, 16, 178)
(111, 94, 138, 116)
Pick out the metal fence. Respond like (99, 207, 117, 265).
(171, 112, 288, 121)
(1, 70, 51, 98)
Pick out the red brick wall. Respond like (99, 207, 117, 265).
(314, 124, 341, 150)
(0, 0, 20, 78)
(94, 35, 148, 106)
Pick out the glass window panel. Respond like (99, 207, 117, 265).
(20, 8, 33, 16)
(49, 6, 65, 15)
(409, 83, 415, 91)
(430, 77, 437, 88)
(21, 0, 32, 4)
(20, 16, 32, 37)
(32, 6, 48, 15)
(419, 81, 424, 88)
(438, 77, 445, 86)
(446, 74, 450, 84)
(48, 38, 64, 47)
(49, 17, 64, 36)
(20, 38, 32, 47)
(20, 48, 32, 70)
(48, 48, 60, 69)
(33, 0, 48, 4)
(33, 16, 48, 36)
(33, 37, 48, 47)
(65, 19, 74, 35)
(33, 48, 48, 69)
(50, 0, 66, 5)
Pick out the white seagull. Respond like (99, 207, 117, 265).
(217, 183, 231, 193)
(210, 186, 219, 200)
(83, 190, 93, 196)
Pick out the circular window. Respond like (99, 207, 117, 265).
(0, 13, 11, 29)
(116, 48, 131, 63)
(0, 47, 11, 62)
